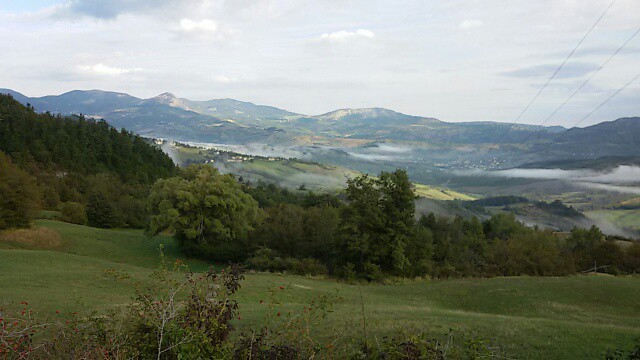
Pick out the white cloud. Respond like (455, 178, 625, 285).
(79, 63, 139, 76)
(459, 19, 483, 29)
(320, 29, 375, 42)
(179, 18, 218, 33)
(213, 75, 237, 84)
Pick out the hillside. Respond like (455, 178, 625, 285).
(0, 94, 177, 228)
(164, 142, 475, 200)
(529, 117, 640, 160)
(0, 94, 175, 182)
(1, 219, 639, 359)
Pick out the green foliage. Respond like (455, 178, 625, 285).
(147, 165, 262, 261)
(0, 94, 177, 229)
(244, 181, 342, 208)
(59, 201, 87, 225)
(246, 247, 328, 275)
(535, 199, 582, 218)
(0, 94, 176, 183)
(86, 192, 119, 228)
(338, 170, 417, 278)
(0, 152, 40, 229)
(154, 166, 638, 279)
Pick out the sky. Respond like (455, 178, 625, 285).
(0, 0, 639, 126)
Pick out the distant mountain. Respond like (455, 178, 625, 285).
(528, 117, 640, 160)
(1, 89, 289, 143)
(2, 88, 639, 166)
(288, 108, 564, 144)
(179, 98, 298, 122)
(0, 89, 141, 115)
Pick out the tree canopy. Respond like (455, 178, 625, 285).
(147, 165, 262, 261)
(0, 152, 40, 229)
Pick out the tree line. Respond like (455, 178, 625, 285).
(148, 165, 640, 280)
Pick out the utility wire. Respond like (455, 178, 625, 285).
(493, 0, 618, 144)
(554, 72, 640, 140)
(520, 26, 640, 145)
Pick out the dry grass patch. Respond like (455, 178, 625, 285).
(0, 228, 63, 249)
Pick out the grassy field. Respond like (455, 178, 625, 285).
(586, 209, 640, 231)
(1, 220, 639, 359)
(413, 183, 475, 201)
(167, 143, 476, 200)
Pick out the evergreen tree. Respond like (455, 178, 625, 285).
(86, 192, 118, 228)
(0, 152, 40, 229)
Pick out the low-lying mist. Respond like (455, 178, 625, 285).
(458, 165, 640, 194)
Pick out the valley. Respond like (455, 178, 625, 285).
(4, 88, 640, 238)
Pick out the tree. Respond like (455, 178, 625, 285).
(86, 192, 119, 228)
(337, 169, 417, 279)
(0, 152, 40, 229)
(147, 165, 262, 261)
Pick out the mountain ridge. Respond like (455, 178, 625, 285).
(2, 89, 638, 164)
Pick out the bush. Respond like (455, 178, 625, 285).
(246, 248, 328, 275)
(86, 192, 119, 228)
(60, 202, 88, 225)
(0, 152, 40, 229)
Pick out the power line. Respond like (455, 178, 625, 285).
(493, 0, 618, 144)
(520, 26, 640, 145)
(555, 72, 640, 139)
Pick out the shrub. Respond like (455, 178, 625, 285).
(0, 152, 40, 229)
(86, 192, 119, 228)
(60, 202, 88, 225)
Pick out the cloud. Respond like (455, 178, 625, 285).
(462, 165, 640, 186)
(502, 62, 599, 79)
(52, 0, 187, 19)
(179, 18, 218, 33)
(320, 29, 375, 42)
(213, 75, 237, 84)
(79, 63, 140, 76)
(459, 20, 483, 29)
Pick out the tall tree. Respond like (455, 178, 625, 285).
(338, 169, 417, 279)
(147, 165, 262, 261)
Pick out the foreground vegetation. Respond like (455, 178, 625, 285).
(1, 220, 640, 359)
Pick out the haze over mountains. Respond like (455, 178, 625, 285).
(2, 88, 640, 171)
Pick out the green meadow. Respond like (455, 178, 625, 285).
(1, 220, 639, 359)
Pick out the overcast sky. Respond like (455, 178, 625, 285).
(0, 0, 639, 126)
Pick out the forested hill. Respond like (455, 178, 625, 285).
(0, 94, 175, 183)
(0, 94, 176, 229)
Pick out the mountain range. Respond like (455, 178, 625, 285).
(2, 88, 639, 168)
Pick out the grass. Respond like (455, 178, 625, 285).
(585, 209, 640, 231)
(1, 219, 215, 272)
(1, 220, 639, 359)
(413, 183, 475, 201)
